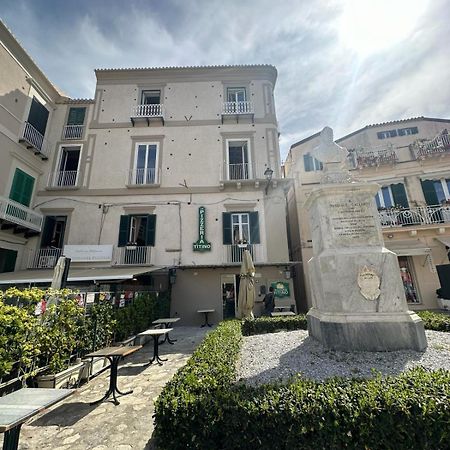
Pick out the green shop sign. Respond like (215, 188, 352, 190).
(271, 281, 290, 298)
(193, 206, 212, 252)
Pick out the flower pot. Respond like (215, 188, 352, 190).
(35, 362, 85, 389)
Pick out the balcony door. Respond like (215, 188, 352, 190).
(227, 87, 246, 103)
(227, 140, 250, 180)
(232, 213, 250, 244)
(135, 143, 158, 184)
(141, 90, 160, 105)
(57, 146, 81, 186)
(28, 97, 49, 136)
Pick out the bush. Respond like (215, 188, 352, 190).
(154, 320, 450, 450)
(242, 314, 307, 335)
(417, 311, 450, 332)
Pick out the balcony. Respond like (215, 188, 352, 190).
(223, 244, 263, 264)
(379, 205, 450, 228)
(48, 170, 80, 188)
(112, 246, 152, 266)
(221, 101, 254, 123)
(130, 104, 164, 126)
(351, 145, 398, 169)
(27, 248, 62, 269)
(0, 195, 43, 234)
(62, 125, 84, 140)
(19, 122, 51, 160)
(412, 130, 450, 160)
(220, 163, 274, 188)
(127, 168, 160, 186)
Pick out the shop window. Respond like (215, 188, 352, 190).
(398, 256, 420, 303)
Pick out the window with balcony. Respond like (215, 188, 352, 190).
(227, 140, 251, 180)
(227, 87, 246, 103)
(377, 130, 397, 140)
(9, 168, 35, 207)
(375, 184, 409, 209)
(40, 216, 67, 249)
(223, 87, 253, 116)
(63, 107, 86, 140)
(131, 143, 159, 185)
(118, 214, 156, 247)
(52, 146, 81, 187)
(303, 153, 323, 172)
(27, 97, 49, 139)
(421, 179, 450, 206)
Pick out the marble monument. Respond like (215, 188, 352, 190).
(305, 127, 427, 351)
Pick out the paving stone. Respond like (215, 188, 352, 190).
(63, 433, 80, 444)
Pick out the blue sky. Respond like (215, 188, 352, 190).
(1, 0, 449, 160)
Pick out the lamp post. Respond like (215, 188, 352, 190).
(264, 167, 273, 195)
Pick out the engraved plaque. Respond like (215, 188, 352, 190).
(358, 266, 381, 301)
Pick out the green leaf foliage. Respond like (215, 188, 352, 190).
(417, 311, 450, 332)
(242, 314, 307, 335)
(154, 319, 450, 450)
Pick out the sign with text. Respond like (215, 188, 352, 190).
(63, 245, 113, 262)
(271, 281, 290, 298)
(193, 206, 212, 252)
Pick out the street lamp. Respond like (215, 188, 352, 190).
(264, 167, 274, 195)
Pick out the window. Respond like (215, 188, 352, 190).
(227, 140, 251, 180)
(421, 179, 450, 206)
(398, 256, 420, 303)
(303, 153, 323, 172)
(227, 87, 246, 103)
(55, 146, 81, 186)
(134, 143, 159, 184)
(9, 168, 35, 207)
(141, 90, 161, 105)
(375, 184, 409, 209)
(27, 97, 49, 136)
(118, 214, 156, 246)
(67, 107, 86, 126)
(377, 130, 397, 140)
(40, 216, 67, 248)
(222, 212, 260, 245)
(0, 248, 17, 273)
(397, 126, 418, 136)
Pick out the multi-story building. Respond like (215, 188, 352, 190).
(0, 21, 294, 324)
(285, 116, 450, 312)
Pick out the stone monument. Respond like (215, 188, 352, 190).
(305, 127, 427, 351)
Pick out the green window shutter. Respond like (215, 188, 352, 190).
(118, 215, 131, 247)
(28, 97, 49, 135)
(0, 249, 17, 273)
(249, 212, 260, 244)
(145, 214, 156, 246)
(391, 183, 409, 208)
(222, 213, 232, 244)
(40, 216, 56, 248)
(421, 180, 439, 206)
(9, 169, 35, 207)
(67, 107, 86, 125)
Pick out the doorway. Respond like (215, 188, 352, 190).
(221, 274, 240, 319)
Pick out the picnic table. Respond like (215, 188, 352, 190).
(152, 317, 180, 344)
(197, 309, 215, 327)
(85, 346, 142, 405)
(270, 311, 296, 317)
(0, 388, 74, 450)
(137, 328, 172, 366)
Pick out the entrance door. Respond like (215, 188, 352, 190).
(221, 274, 240, 319)
(398, 256, 420, 303)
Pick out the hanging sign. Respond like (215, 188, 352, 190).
(193, 206, 212, 251)
(271, 281, 290, 298)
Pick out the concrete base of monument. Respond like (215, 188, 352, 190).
(307, 309, 427, 352)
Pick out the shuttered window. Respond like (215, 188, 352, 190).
(118, 214, 156, 247)
(375, 184, 408, 208)
(27, 97, 49, 135)
(0, 248, 17, 273)
(67, 107, 86, 125)
(9, 168, 35, 207)
(222, 212, 260, 244)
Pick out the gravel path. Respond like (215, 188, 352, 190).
(236, 330, 450, 386)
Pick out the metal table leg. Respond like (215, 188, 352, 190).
(3, 424, 22, 450)
(158, 323, 177, 345)
(149, 335, 168, 366)
(201, 312, 212, 327)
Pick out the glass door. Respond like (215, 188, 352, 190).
(135, 144, 158, 184)
(228, 141, 249, 180)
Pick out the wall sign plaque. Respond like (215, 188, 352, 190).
(357, 266, 381, 301)
(193, 206, 212, 252)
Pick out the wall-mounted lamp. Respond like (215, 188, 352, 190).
(264, 167, 274, 195)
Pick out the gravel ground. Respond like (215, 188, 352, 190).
(236, 330, 450, 385)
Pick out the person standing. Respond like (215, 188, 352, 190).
(263, 286, 275, 316)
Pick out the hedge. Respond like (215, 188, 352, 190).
(242, 314, 307, 335)
(154, 319, 450, 450)
(417, 311, 450, 332)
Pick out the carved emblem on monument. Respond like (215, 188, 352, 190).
(357, 266, 381, 301)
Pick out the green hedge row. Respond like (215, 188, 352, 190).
(417, 311, 450, 332)
(154, 319, 450, 450)
(242, 314, 307, 335)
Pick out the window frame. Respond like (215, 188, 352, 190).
(140, 90, 161, 105)
(303, 153, 323, 172)
(377, 129, 398, 140)
(225, 138, 252, 180)
(55, 145, 82, 187)
(227, 87, 247, 103)
(133, 142, 160, 185)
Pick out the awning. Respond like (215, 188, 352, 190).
(385, 240, 431, 256)
(436, 237, 450, 247)
(0, 266, 164, 285)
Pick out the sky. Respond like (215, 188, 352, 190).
(1, 0, 449, 160)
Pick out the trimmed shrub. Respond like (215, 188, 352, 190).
(242, 314, 307, 335)
(154, 320, 450, 450)
(417, 311, 450, 332)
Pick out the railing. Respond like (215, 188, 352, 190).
(223, 244, 263, 263)
(228, 163, 251, 180)
(222, 101, 254, 115)
(350, 145, 398, 168)
(112, 246, 152, 265)
(27, 248, 62, 269)
(379, 205, 450, 227)
(412, 130, 450, 160)
(62, 125, 84, 140)
(20, 122, 51, 158)
(128, 168, 160, 185)
(131, 104, 164, 118)
(0, 196, 43, 232)
(48, 170, 79, 187)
